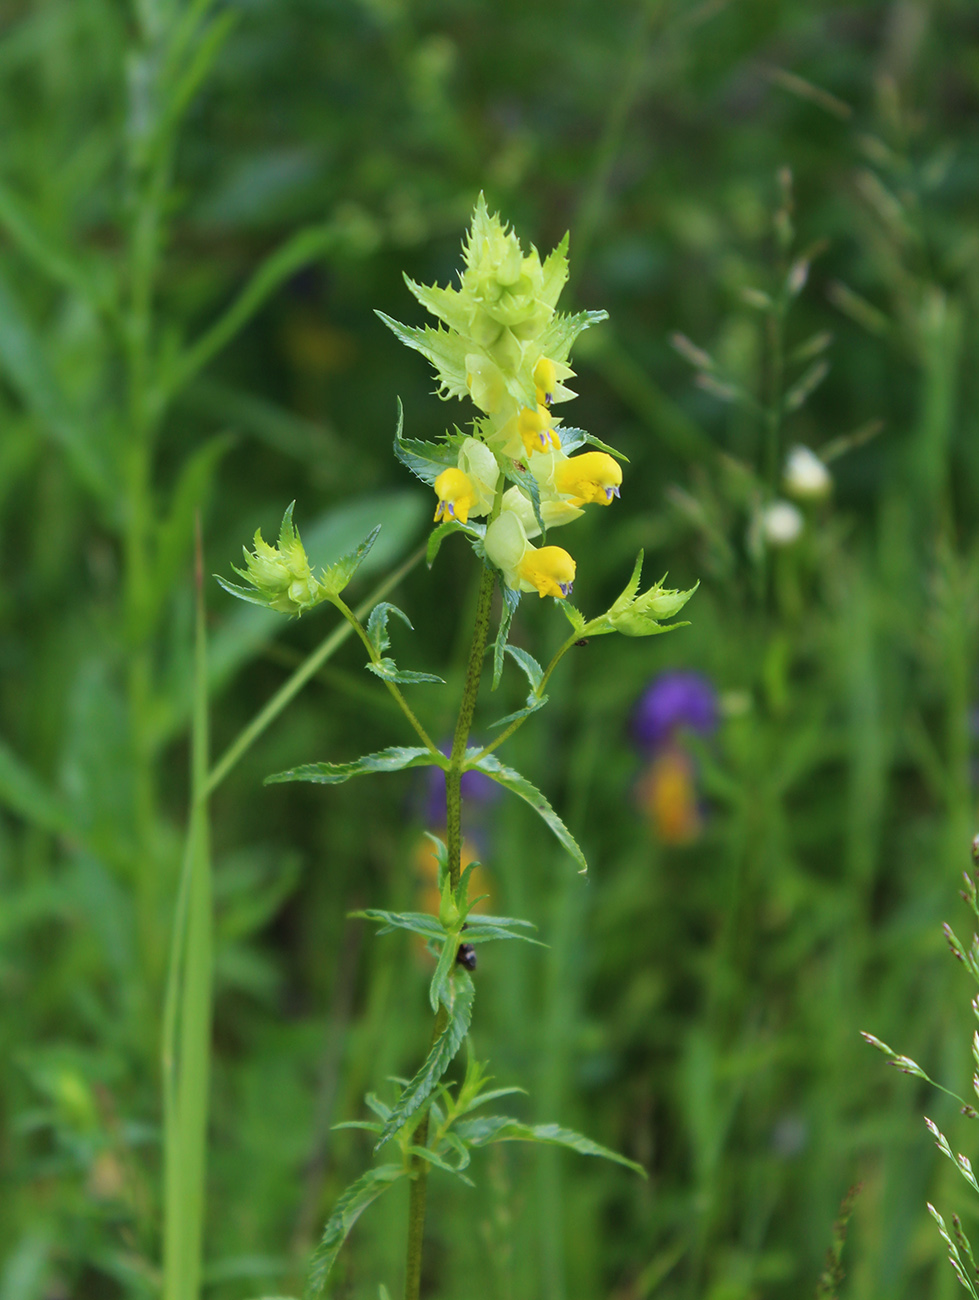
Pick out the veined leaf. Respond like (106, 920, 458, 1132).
(429, 930, 461, 1013)
(321, 525, 381, 598)
(304, 1165, 405, 1299)
(466, 751, 587, 873)
(492, 586, 521, 689)
(504, 646, 544, 694)
(366, 602, 412, 657)
(459, 917, 544, 946)
(453, 1117, 645, 1176)
(352, 909, 447, 941)
(407, 1143, 474, 1185)
(376, 973, 475, 1149)
(366, 660, 445, 685)
(489, 697, 548, 730)
(427, 518, 485, 567)
(559, 602, 587, 637)
(266, 746, 441, 786)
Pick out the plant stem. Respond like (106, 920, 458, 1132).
(332, 594, 442, 758)
(205, 545, 426, 796)
(403, 563, 495, 1300)
(446, 563, 496, 891)
(473, 628, 578, 762)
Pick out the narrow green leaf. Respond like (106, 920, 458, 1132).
(366, 660, 445, 685)
(352, 909, 447, 941)
(407, 1144, 474, 1185)
(489, 698, 549, 730)
(492, 587, 521, 689)
(454, 1118, 645, 1175)
(429, 933, 461, 1013)
(376, 973, 475, 1149)
(459, 919, 545, 947)
(0, 740, 76, 837)
(266, 746, 439, 786)
(152, 434, 234, 626)
(466, 751, 587, 872)
(170, 223, 344, 397)
(0, 270, 111, 504)
(304, 1166, 405, 1300)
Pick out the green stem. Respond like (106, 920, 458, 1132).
(332, 594, 441, 758)
(204, 545, 426, 797)
(473, 629, 578, 762)
(446, 564, 496, 890)
(403, 564, 495, 1300)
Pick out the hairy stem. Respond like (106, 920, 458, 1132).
(403, 564, 495, 1300)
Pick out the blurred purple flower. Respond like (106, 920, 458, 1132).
(633, 670, 718, 754)
(423, 755, 499, 827)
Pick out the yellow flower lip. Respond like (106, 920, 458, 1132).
(518, 545, 576, 599)
(433, 467, 477, 524)
(517, 404, 560, 457)
(553, 451, 622, 506)
(533, 357, 557, 406)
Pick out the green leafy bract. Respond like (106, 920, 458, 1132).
(320, 525, 382, 599)
(375, 972, 475, 1150)
(304, 1165, 405, 1300)
(265, 746, 442, 786)
(466, 750, 587, 873)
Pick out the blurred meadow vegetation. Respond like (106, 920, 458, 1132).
(3, 0, 979, 1297)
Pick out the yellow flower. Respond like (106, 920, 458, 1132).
(517, 404, 561, 456)
(553, 451, 622, 506)
(433, 468, 478, 523)
(518, 546, 576, 599)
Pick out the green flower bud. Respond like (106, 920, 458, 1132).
(220, 503, 328, 616)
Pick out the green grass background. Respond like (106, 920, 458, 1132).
(3, 0, 979, 1297)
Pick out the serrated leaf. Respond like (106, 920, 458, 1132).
(266, 746, 440, 786)
(214, 574, 276, 609)
(504, 457, 545, 536)
(304, 1165, 405, 1299)
(489, 698, 549, 730)
(278, 500, 298, 549)
(459, 918, 545, 946)
(352, 909, 447, 940)
(557, 426, 628, 462)
(375, 313, 469, 400)
(505, 645, 544, 693)
(366, 660, 445, 685)
(366, 602, 412, 657)
(559, 603, 587, 636)
(538, 308, 608, 367)
(331, 1120, 384, 1134)
(467, 751, 587, 872)
(454, 1118, 645, 1175)
(394, 432, 461, 486)
(492, 586, 521, 689)
(320, 525, 381, 598)
(376, 973, 475, 1149)
(430, 932, 462, 1013)
(407, 1143, 474, 1185)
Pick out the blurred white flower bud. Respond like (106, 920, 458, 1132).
(783, 444, 831, 501)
